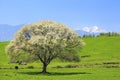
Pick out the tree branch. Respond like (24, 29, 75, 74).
(36, 54, 44, 63)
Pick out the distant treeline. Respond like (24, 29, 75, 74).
(82, 32, 120, 38)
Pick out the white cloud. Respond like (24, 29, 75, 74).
(82, 26, 107, 33)
(82, 27, 90, 32)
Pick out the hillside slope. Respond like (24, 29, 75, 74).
(0, 37, 120, 66)
(81, 37, 120, 63)
(0, 42, 9, 64)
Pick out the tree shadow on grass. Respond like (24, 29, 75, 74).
(18, 71, 91, 76)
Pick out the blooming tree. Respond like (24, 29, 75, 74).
(6, 20, 84, 73)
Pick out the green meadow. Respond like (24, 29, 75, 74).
(0, 37, 120, 80)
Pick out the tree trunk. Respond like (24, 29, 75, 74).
(42, 63, 47, 73)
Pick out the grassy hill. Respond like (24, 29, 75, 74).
(0, 42, 9, 63)
(0, 37, 120, 80)
(81, 36, 120, 63)
(0, 36, 120, 67)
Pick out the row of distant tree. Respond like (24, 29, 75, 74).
(82, 32, 120, 38)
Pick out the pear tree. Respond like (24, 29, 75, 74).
(6, 20, 84, 73)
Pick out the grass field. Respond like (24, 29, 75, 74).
(0, 37, 120, 80)
(0, 68, 120, 80)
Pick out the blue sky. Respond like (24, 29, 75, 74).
(0, 0, 120, 33)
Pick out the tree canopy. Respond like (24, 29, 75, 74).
(6, 20, 84, 73)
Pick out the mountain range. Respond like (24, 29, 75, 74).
(0, 24, 97, 42)
(0, 24, 23, 42)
